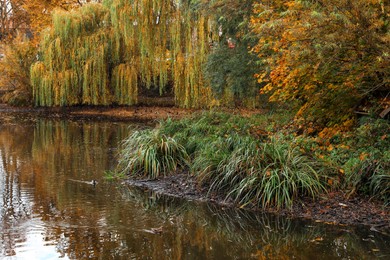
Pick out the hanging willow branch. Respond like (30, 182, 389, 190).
(31, 0, 214, 108)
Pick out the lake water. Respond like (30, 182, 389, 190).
(0, 117, 389, 259)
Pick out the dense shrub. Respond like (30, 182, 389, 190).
(294, 118, 390, 204)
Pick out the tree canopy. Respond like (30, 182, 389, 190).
(2, 0, 388, 129)
(0, 0, 94, 42)
(31, 0, 213, 107)
(251, 0, 389, 129)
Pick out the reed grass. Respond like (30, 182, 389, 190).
(369, 165, 390, 206)
(232, 138, 326, 209)
(192, 135, 326, 209)
(118, 129, 189, 179)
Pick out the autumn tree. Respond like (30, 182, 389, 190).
(0, 0, 92, 105)
(0, 0, 30, 42)
(0, 35, 36, 105)
(22, 0, 101, 40)
(0, 0, 31, 104)
(251, 0, 389, 130)
(0, 0, 83, 42)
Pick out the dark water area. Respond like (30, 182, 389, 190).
(0, 117, 389, 259)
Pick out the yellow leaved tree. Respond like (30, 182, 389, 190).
(0, 0, 90, 104)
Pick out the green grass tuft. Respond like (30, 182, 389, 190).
(369, 166, 390, 206)
(117, 129, 189, 179)
(197, 135, 327, 209)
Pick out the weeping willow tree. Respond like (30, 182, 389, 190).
(31, 4, 113, 106)
(31, 0, 214, 108)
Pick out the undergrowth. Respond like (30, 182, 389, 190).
(115, 111, 389, 208)
(294, 117, 390, 205)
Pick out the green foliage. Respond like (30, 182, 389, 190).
(205, 0, 255, 37)
(31, 0, 213, 108)
(203, 0, 261, 107)
(204, 44, 260, 106)
(117, 129, 189, 179)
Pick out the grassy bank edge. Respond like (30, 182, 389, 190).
(114, 110, 390, 209)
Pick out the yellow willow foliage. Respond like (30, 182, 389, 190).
(31, 4, 113, 106)
(31, 0, 213, 108)
(112, 64, 138, 105)
(170, 11, 213, 108)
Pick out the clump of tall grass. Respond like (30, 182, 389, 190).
(232, 138, 326, 209)
(369, 163, 390, 206)
(345, 161, 390, 205)
(117, 129, 189, 179)
(370, 169, 390, 206)
(194, 135, 327, 209)
(192, 135, 260, 192)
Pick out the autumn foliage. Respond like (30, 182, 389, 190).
(0, 35, 36, 105)
(251, 0, 389, 129)
(0, 0, 388, 128)
(0, 0, 92, 104)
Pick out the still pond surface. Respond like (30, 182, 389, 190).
(0, 117, 389, 259)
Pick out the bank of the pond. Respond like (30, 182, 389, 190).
(116, 111, 390, 233)
(124, 173, 390, 234)
(0, 103, 196, 122)
(0, 104, 264, 122)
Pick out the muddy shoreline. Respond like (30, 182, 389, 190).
(125, 173, 390, 235)
(0, 104, 196, 123)
(1, 104, 389, 234)
(0, 104, 264, 122)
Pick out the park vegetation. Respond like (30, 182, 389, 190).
(0, 1, 388, 209)
(118, 111, 389, 209)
